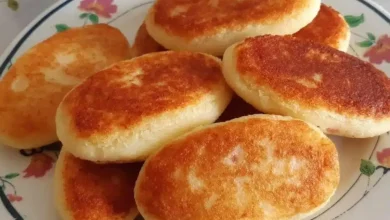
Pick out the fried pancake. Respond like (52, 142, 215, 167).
(54, 150, 141, 220)
(0, 24, 130, 149)
(56, 51, 232, 163)
(293, 4, 350, 51)
(135, 114, 340, 220)
(223, 35, 390, 138)
(145, 0, 321, 56)
(130, 23, 166, 58)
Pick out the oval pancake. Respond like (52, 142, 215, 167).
(130, 23, 166, 58)
(293, 4, 350, 51)
(145, 0, 321, 56)
(222, 35, 390, 138)
(56, 51, 232, 163)
(0, 24, 130, 149)
(135, 114, 340, 220)
(54, 150, 141, 220)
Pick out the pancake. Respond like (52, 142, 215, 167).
(56, 51, 232, 163)
(145, 0, 321, 56)
(130, 23, 165, 58)
(222, 35, 390, 138)
(54, 150, 141, 220)
(135, 114, 340, 220)
(0, 24, 130, 149)
(293, 4, 350, 51)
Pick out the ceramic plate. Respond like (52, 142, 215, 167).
(0, 0, 390, 219)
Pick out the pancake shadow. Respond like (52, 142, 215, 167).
(216, 95, 261, 123)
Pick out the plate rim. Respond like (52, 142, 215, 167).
(0, 0, 390, 219)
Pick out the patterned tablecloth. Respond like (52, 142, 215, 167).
(0, 0, 389, 53)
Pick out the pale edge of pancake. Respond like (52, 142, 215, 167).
(53, 149, 72, 220)
(222, 41, 390, 138)
(56, 53, 233, 163)
(336, 13, 351, 52)
(135, 114, 338, 220)
(53, 150, 139, 220)
(145, 0, 321, 56)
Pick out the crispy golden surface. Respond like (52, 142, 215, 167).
(235, 35, 390, 118)
(136, 115, 339, 219)
(150, 0, 314, 39)
(57, 151, 141, 219)
(293, 4, 349, 49)
(62, 51, 225, 138)
(0, 24, 129, 148)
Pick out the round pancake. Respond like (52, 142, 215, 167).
(293, 4, 350, 51)
(135, 114, 340, 220)
(145, 0, 321, 56)
(222, 35, 390, 138)
(56, 51, 232, 163)
(0, 24, 130, 149)
(54, 150, 141, 220)
(130, 23, 166, 58)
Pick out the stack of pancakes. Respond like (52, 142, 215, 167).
(1, 0, 390, 219)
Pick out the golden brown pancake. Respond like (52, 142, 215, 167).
(293, 4, 350, 51)
(135, 114, 340, 219)
(145, 0, 321, 56)
(56, 51, 232, 163)
(222, 35, 390, 138)
(54, 150, 141, 220)
(130, 23, 166, 58)
(0, 24, 130, 149)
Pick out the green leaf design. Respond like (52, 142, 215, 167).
(344, 14, 365, 28)
(367, 32, 376, 41)
(7, 0, 19, 11)
(89, 14, 99, 24)
(360, 159, 376, 176)
(4, 173, 19, 179)
(55, 24, 70, 32)
(79, 13, 89, 19)
(356, 40, 374, 47)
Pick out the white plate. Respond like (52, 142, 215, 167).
(0, 0, 390, 219)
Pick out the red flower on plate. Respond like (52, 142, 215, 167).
(377, 148, 390, 168)
(7, 194, 22, 203)
(364, 34, 390, 64)
(79, 0, 117, 18)
(23, 153, 54, 178)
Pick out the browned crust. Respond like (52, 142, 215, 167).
(235, 35, 390, 118)
(151, 0, 311, 39)
(61, 151, 141, 219)
(131, 23, 166, 58)
(0, 24, 130, 147)
(293, 4, 348, 49)
(62, 51, 225, 137)
(136, 116, 339, 219)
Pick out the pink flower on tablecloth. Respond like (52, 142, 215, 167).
(23, 153, 54, 178)
(7, 194, 22, 203)
(377, 148, 390, 168)
(364, 34, 390, 64)
(79, 0, 117, 18)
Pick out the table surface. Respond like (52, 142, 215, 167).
(0, 0, 389, 53)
